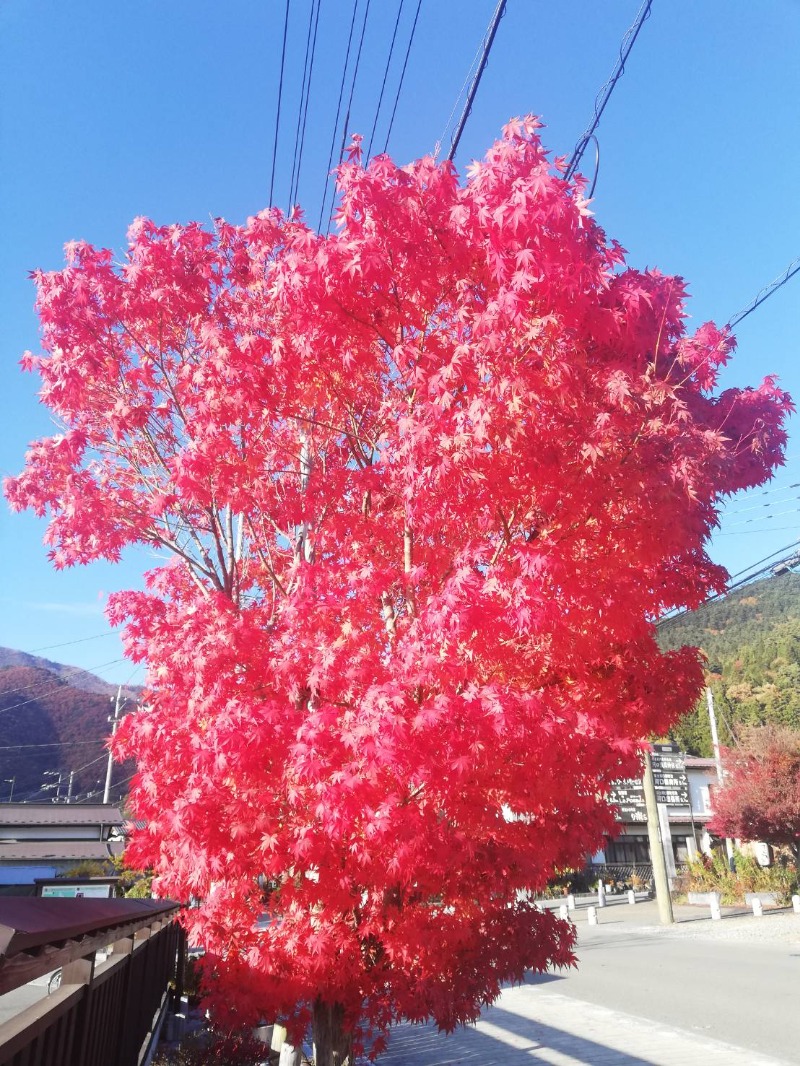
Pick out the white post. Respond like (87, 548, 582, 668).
(567, 893, 575, 911)
(751, 897, 763, 917)
(627, 889, 636, 905)
(559, 903, 569, 920)
(279, 1046, 301, 1066)
(710, 893, 722, 920)
(587, 906, 598, 925)
(792, 895, 800, 914)
(597, 881, 606, 908)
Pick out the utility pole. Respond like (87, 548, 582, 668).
(103, 687, 125, 804)
(43, 770, 63, 802)
(3, 778, 14, 802)
(706, 687, 736, 870)
(66, 770, 75, 804)
(642, 749, 674, 924)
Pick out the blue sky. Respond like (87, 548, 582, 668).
(1, 0, 799, 684)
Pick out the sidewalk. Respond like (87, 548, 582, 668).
(381, 983, 792, 1065)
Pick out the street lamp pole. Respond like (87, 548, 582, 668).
(3, 778, 14, 802)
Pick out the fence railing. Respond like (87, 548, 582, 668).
(0, 897, 183, 1066)
(587, 862, 654, 884)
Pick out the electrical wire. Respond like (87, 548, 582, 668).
(727, 254, 800, 329)
(0, 740, 102, 751)
(365, 0, 405, 160)
(0, 656, 137, 700)
(446, 0, 507, 162)
(0, 658, 126, 716)
(381, 0, 423, 155)
(717, 524, 800, 537)
(659, 540, 800, 627)
(327, 0, 373, 232)
(16, 753, 111, 804)
(437, 23, 486, 154)
(563, 0, 653, 183)
(722, 504, 800, 530)
(317, 0, 360, 231)
(720, 482, 800, 518)
(269, 0, 292, 207)
(22, 632, 118, 654)
(289, 0, 323, 208)
(0, 657, 128, 699)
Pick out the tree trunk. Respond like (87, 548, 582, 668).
(312, 999, 353, 1066)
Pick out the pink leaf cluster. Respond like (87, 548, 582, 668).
(6, 117, 792, 1053)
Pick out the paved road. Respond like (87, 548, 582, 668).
(381, 900, 800, 1065)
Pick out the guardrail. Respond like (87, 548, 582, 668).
(0, 897, 184, 1066)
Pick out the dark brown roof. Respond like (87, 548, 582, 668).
(0, 897, 180, 994)
(0, 897, 177, 957)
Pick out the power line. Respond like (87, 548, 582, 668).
(722, 504, 800, 530)
(269, 0, 292, 207)
(381, 0, 423, 155)
(318, 0, 360, 231)
(563, 0, 653, 184)
(0, 658, 126, 716)
(720, 481, 800, 518)
(446, 0, 507, 162)
(366, 0, 405, 160)
(437, 22, 486, 153)
(659, 540, 800, 627)
(16, 753, 111, 804)
(328, 0, 373, 231)
(727, 254, 800, 329)
(717, 524, 800, 537)
(0, 656, 129, 699)
(0, 740, 102, 751)
(22, 632, 118, 654)
(289, 0, 323, 208)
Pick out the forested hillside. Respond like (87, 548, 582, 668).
(658, 571, 800, 755)
(0, 661, 136, 802)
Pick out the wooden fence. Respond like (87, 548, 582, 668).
(0, 897, 183, 1066)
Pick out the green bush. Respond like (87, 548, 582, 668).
(681, 849, 798, 905)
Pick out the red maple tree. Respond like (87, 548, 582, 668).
(6, 118, 792, 1061)
(709, 725, 800, 862)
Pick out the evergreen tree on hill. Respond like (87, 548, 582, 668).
(658, 571, 800, 755)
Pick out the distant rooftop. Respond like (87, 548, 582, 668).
(0, 804, 123, 827)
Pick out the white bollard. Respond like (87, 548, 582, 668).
(792, 895, 800, 914)
(627, 889, 636, 905)
(254, 1024, 274, 1046)
(567, 893, 576, 911)
(559, 903, 569, 920)
(597, 881, 606, 908)
(279, 1045, 301, 1066)
(710, 894, 722, 921)
(752, 897, 763, 917)
(587, 906, 598, 925)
